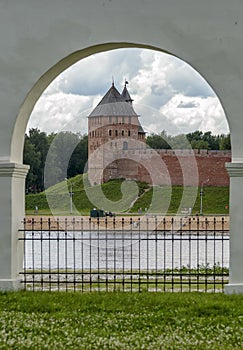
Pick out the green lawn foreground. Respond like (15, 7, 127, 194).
(0, 292, 242, 349)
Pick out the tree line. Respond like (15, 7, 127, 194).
(24, 128, 231, 193)
(24, 129, 88, 193)
(146, 130, 231, 151)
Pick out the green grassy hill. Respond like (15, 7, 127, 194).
(25, 175, 229, 215)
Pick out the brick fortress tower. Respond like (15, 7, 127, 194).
(88, 81, 146, 185)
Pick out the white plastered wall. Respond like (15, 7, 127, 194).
(0, 0, 242, 292)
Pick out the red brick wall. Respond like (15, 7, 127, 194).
(158, 150, 231, 186)
(102, 149, 231, 186)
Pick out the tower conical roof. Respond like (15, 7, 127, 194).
(98, 82, 124, 104)
(88, 82, 137, 117)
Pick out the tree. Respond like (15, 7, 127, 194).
(146, 131, 171, 149)
(169, 134, 191, 149)
(44, 132, 88, 188)
(68, 135, 88, 177)
(28, 128, 50, 191)
(186, 130, 203, 143)
(201, 131, 220, 149)
(190, 139, 209, 150)
(219, 133, 231, 150)
(24, 129, 49, 192)
(23, 138, 41, 193)
(24, 129, 88, 191)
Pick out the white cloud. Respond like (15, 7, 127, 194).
(159, 94, 228, 135)
(28, 48, 229, 136)
(28, 91, 93, 134)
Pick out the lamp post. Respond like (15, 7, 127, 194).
(65, 178, 73, 214)
(200, 179, 209, 215)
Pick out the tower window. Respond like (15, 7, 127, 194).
(108, 129, 112, 136)
(128, 130, 131, 137)
(122, 130, 124, 136)
(123, 141, 128, 150)
(115, 130, 118, 136)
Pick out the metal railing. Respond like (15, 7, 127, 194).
(19, 216, 229, 292)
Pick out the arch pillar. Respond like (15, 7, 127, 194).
(225, 163, 243, 294)
(0, 163, 29, 290)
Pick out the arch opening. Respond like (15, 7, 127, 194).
(12, 42, 230, 165)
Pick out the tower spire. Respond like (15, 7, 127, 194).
(121, 80, 133, 104)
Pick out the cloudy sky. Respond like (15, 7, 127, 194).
(28, 48, 229, 136)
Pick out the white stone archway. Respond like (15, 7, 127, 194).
(0, 0, 243, 293)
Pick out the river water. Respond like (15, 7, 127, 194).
(23, 231, 229, 271)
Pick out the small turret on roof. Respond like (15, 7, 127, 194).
(138, 120, 146, 134)
(121, 80, 134, 104)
